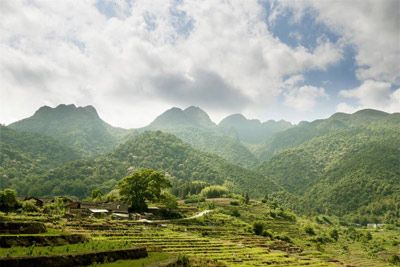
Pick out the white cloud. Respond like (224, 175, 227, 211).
(283, 83, 327, 112)
(2, 0, 384, 127)
(271, 0, 400, 84)
(337, 80, 400, 113)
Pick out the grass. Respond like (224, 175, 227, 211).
(0, 240, 141, 258)
(1, 200, 399, 267)
(94, 252, 174, 267)
(0, 228, 66, 237)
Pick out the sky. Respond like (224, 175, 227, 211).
(1, 0, 399, 128)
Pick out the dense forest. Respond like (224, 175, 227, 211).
(8, 104, 129, 156)
(1, 104, 399, 223)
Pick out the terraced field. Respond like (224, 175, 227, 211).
(64, 218, 339, 266)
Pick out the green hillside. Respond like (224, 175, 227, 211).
(219, 114, 292, 144)
(8, 104, 129, 156)
(259, 111, 400, 223)
(0, 125, 80, 190)
(145, 106, 259, 167)
(256, 109, 392, 160)
(24, 131, 279, 198)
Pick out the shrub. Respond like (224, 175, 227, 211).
(159, 208, 182, 219)
(184, 194, 205, 204)
(22, 199, 40, 212)
(177, 255, 190, 267)
(253, 221, 264, 235)
(161, 192, 178, 209)
(231, 208, 240, 217)
(277, 209, 296, 221)
(388, 255, 400, 265)
(304, 225, 316, 235)
(43, 197, 66, 215)
(198, 201, 215, 210)
(275, 234, 292, 243)
(262, 229, 273, 238)
(312, 234, 331, 244)
(322, 216, 332, 224)
(329, 229, 339, 241)
(200, 185, 229, 198)
(0, 188, 20, 212)
(230, 200, 240, 206)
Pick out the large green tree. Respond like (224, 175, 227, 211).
(0, 188, 19, 212)
(118, 169, 171, 212)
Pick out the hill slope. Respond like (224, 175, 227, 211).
(0, 125, 80, 191)
(28, 131, 279, 198)
(218, 114, 292, 144)
(8, 104, 129, 156)
(145, 107, 259, 167)
(256, 109, 393, 160)
(258, 110, 400, 222)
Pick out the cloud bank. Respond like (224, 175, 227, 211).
(0, 0, 398, 127)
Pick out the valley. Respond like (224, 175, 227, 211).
(0, 104, 399, 266)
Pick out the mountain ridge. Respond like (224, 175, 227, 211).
(8, 104, 129, 156)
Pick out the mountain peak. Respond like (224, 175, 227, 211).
(183, 106, 215, 128)
(222, 113, 248, 122)
(219, 114, 292, 144)
(33, 104, 99, 119)
(353, 109, 388, 117)
(8, 104, 120, 156)
(149, 106, 215, 129)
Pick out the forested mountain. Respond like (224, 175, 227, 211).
(218, 114, 292, 144)
(145, 106, 259, 167)
(259, 110, 400, 223)
(256, 109, 394, 160)
(8, 104, 129, 156)
(148, 106, 216, 129)
(0, 125, 80, 190)
(2, 104, 399, 223)
(16, 131, 279, 198)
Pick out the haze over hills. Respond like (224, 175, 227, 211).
(8, 104, 129, 156)
(148, 106, 216, 129)
(144, 106, 261, 167)
(1, 104, 399, 222)
(219, 114, 293, 144)
(1, 130, 279, 198)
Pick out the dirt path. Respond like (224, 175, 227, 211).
(137, 209, 212, 223)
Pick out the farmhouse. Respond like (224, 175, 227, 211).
(66, 201, 129, 218)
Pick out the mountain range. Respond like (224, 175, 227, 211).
(1, 104, 399, 223)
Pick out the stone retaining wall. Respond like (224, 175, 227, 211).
(0, 234, 88, 248)
(0, 222, 47, 234)
(0, 247, 148, 267)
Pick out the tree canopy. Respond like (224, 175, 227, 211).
(117, 169, 171, 212)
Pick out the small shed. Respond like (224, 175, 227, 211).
(89, 208, 109, 218)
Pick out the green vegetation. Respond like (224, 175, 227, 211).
(0, 188, 19, 212)
(97, 252, 174, 267)
(17, 131, 278, 198)
(1, 105, 399, 266)
(0, 125, 80, 192)
(200, 185, 229, 198)
(258, 110, 400, 223)
(0, 197, 399, 266)
(118, 169, 171, 212)
(218, 113, 292, 144)
(8, 104, 129, 156)
(145, 106, 261, 167)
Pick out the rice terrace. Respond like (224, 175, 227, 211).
(1, 0, 400, 266)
